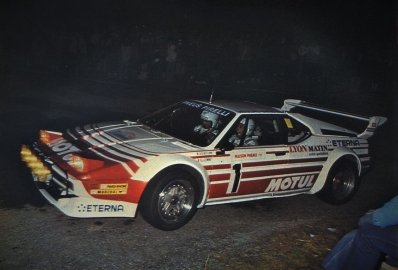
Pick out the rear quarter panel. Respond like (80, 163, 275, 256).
(304, 135, 367, 194)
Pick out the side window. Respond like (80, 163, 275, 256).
(220, 116, 263, 148)
(282, 116, 311, 143)
(218, 114, 309, 149)
(255, 115, 288, 146)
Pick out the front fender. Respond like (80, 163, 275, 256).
(310, 147, 361, 194)
(134, 154, 209, 207)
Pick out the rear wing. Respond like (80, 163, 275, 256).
(281, 99, 387, 139)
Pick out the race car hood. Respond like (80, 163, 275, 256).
(65, 120, 198, 157)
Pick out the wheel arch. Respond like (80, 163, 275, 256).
(135, 155, 209, 208)
(310, 148, 361, 194)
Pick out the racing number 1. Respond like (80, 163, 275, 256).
(232, 164, 241, 193)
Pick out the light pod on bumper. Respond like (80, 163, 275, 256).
(20, 145, 51, 182)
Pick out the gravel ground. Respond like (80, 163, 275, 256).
(0, 175, 394, 270)
(0, 74, 396, 269)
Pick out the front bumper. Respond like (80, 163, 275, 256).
(33, 174, 138, 218)
(22, 144, 138, 218)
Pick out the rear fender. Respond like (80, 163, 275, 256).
(310, 148, 361, 194)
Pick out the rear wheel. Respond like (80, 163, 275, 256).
(140, 170, 199, 230)
(318, 161, 359, 205)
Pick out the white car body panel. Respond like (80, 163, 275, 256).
(22, 99, 385, 220)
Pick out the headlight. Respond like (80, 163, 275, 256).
(39, 130, 63, 144)
(66, 154, 104, 174)
(39, 130, 51, 144)
(67, 154, 85, 172)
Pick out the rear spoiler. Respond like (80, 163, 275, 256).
(281, 99, 387, 139)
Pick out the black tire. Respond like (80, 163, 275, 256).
(140, 170, 199, 231)
(318, 161, 360, 205)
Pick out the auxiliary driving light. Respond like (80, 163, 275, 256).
(21, 145, 34, 161)
(27, 161, 45, 169)
(20, 145, 32, 156)
(32, 167, 51, 176)
(20, 145, 52, 182)
(23, 155, 39, 163)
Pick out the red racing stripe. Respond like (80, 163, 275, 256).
(209, 173, 231, 182)
(242, 165, 322, 178)
(204, 164, 231, 170)
(127, 160, 140, 173)
(243, 157, 327, 168)
(208, 183, 229, 198)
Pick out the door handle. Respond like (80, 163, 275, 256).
(267, 151, 288, 156)
(216, 150, 225, 155)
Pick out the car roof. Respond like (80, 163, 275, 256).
(194, 99, 281, 113)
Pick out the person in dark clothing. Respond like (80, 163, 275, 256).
(322, 195, 398, 270)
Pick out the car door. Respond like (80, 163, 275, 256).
(207, 114, 292, 202)
(256, 114, 320, 196)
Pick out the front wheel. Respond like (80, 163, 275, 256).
(140, 170, 199, 230)
(318, 161, 360, 205)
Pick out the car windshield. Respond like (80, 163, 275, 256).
(140, 100, 235, 147)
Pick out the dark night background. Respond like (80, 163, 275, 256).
(1, 0, 396, 103)
(0, 1, 397, 269)
(2, 0, 397, 163)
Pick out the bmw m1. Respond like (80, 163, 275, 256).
(20, 99, 387, 230)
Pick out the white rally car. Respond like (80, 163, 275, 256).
(21, 99, 386, 230)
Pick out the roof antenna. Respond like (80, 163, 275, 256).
(209, 78, 215, 104)
(209, 88, 214, 104)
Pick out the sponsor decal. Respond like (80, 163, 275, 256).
(308, 145, 328, 151)
(198, 158, 212, 162)
(289, 145, 328, 153)
(289, 145, 308, 152)
(330, 139, 360, 147)
(234, 153, 258, 158)
(49, 139, 81, 158)
(182, 101, 231, 116)
(90, 184, 128, 195)
(264, 175, 315, 192)
(182, 100, 202, 108)
(196, 151, 214, 156)
(77, 204, 124, 213)
(284, 118, 294, 129)
(201, 106, 230, 116)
